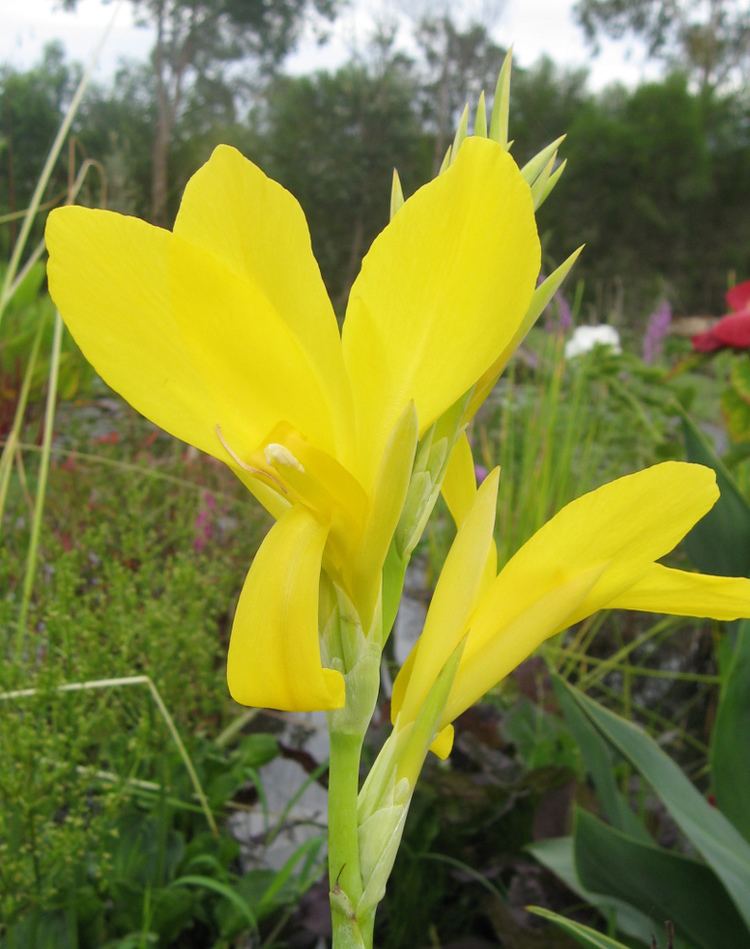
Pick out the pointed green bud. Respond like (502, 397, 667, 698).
(530, 154, 556, 208)
(520, 246, 584, 338)
(357, 794, 410, 916)
(489, 48, 512, 148)
(535, 158, 567, 210)
(521, 134, 565, 186)
(452, 102, 470, 157)
(395, 470, 433, 557)
(390, 168, 404, 221)
(438, 144, 452, 174)
(395, 637, 466, 790)
(474, 90, 487, 137)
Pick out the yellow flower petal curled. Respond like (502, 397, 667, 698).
(173, 145, 354, 459)
(392, 468, 500, 729)
(610, 564, 750, 620)
(46, 207, 340, 463)
(441, 567, 605, 726)
(398, 462, 737, 740)
(430, 725, 454, 760)
(465, 462, 719, 670)
(342, 136, 540, 488)
(227, 505, 345, 711)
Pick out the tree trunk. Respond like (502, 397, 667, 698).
(151, 100, 171, 226)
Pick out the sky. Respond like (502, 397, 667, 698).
(1, 0, 659, 91)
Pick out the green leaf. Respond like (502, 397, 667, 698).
(170, 875, 258, 933)
(257, 836, 324, 914)
(528, 836, 660, 946)
(722, 385, 750, 443)
(730, 357, 750, 402)
(567, 685, 750, 932)
(711, 619, 750, 842)
(681, 411, 750, 576)
(526, 905, 630, 948)
(552, 674, 650, 842)
(237, 733, 279, 768)
(575, 809, 747, 949)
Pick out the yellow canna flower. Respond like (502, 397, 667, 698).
(392, 460, 750, 757)
(45, 138, 541, 713)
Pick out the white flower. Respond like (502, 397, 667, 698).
(565, 324, 621, 358)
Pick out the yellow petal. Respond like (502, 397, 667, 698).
(442, 566, 604, 725)
(610, 564, 750, 621)
(430, 724, 454, 759)
(443, 462, 719, 722)
(342, 136, 539, 488)
(349, 402, 418, 630)
(227, 506, 345, 711)
(393, 468, 500, 728)
(174, 145, 353, 457)
(467, 462, 719, 663)
(46, 207, 340, 466)
(441, 431, 477, 527)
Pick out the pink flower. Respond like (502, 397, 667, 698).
(474, 464, 489, 484)
(193, 491, 217, 552)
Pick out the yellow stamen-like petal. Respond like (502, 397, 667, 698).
(610, 563, 750, 620)
(227, 506, 345, 711)
(441, 431, 477, 527)
(465, 462, 719, 669)
(46, 207, 341, 464)
(431, 462, 727, 730)
(342, 136, 540, 489)
(393, 468, 500, 728)
(442, 566, 604, 725)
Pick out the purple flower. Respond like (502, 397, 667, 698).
(642, 300, 672, 364)
(554, 290, 573, 333)
(474, 464, 489, 485)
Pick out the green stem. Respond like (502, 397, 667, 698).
(328, 730, 369, 949)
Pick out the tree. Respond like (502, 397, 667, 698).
(0, 43, 81, 253)
(574, 0, 750, 90)
(260, 56, 430, 311)
(413, 14, 506, 170)
(62, 0, 340, 223)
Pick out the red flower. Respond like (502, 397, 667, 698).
(725, 279, 750, 313)
(692, 280, 750, 352)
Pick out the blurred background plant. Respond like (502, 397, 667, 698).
(2, 0, 750, 945)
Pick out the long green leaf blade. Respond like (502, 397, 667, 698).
(568, 684, 750, 931)
(575, 809, 748, 949)
(526, 905, 630, 948)
(681, 411, 750, 577)
(711, 619, 750, 841)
